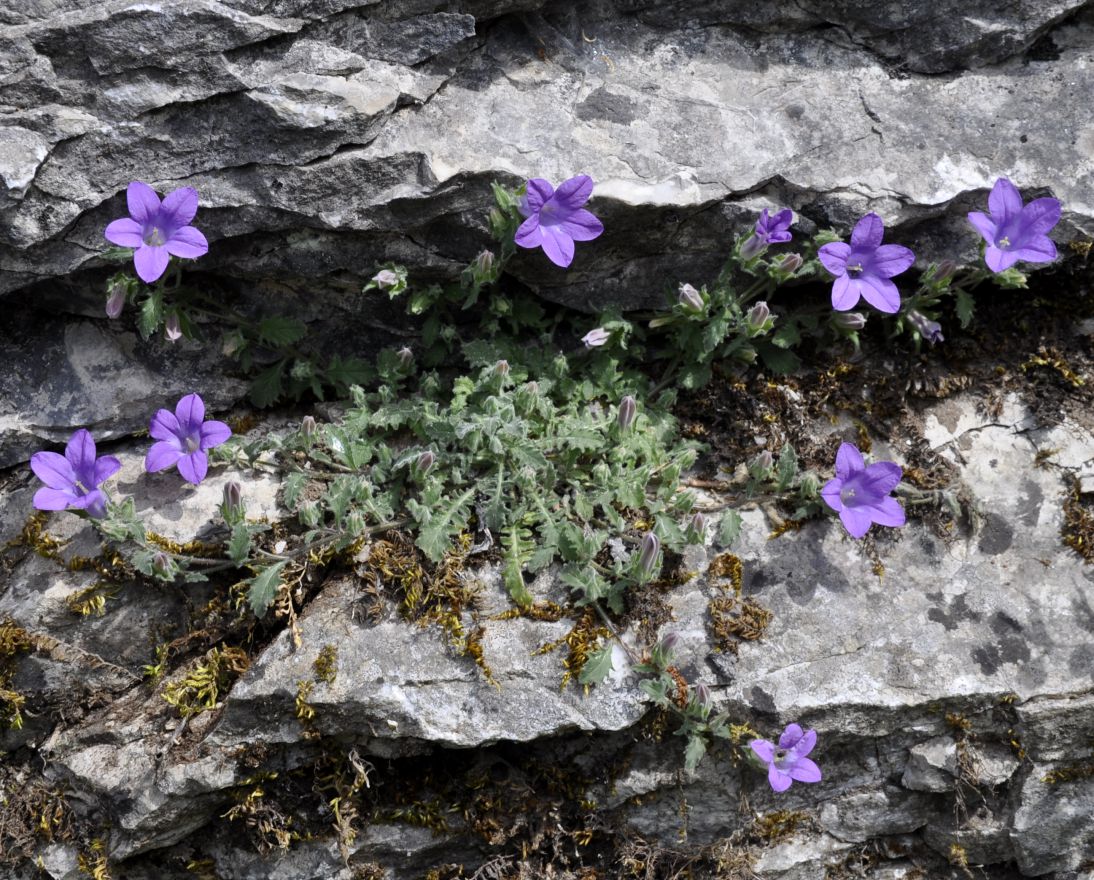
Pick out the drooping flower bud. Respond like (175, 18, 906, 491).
(164, 313, 182, 342)
(686, 511, 707, 544)
(301, 415, 317, 438)
(739, 234, 766, 261)
(397, 346, 414, 368)
(775, 253, 803, 274)
(416, 450, 435, 475)
(637, 531, 661, 580)
(618, 395, 637, 432)
(677, 283, 704, 312)
(833, 311, 867, 330)
(372, 269, 399, 289)
(907, 310, 944, 345)
(746, 301, 771, 329)
(582, 327, 610, 349)
(105, 283, 126, 319)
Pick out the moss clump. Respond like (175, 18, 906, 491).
(313, 644, 338, 684)
(1041, 763, 1094, 785)
(708, 589, 772, 656)
(707, 553, 743, 593)
(294, 680, 317, 725)
(533, 607, 611, 692)
(162, 646, 250, 717)
(753, 810, 810, 843)
(1062, 481, 1094, 563)
(77, 839, 111, 879)
(0, 620, 36, 730)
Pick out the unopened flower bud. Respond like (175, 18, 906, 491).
(638, 531, 661, 579)
(164, 313, 182, 342)
(686, 511, 707, 543)
(658, 631, 680, 656)
(372, 269, 398, 289)
(105, 284, 126, 319)
(747, 301, 771, 329)
(618, 395, 637, 432)
(397, 346, 414, 368)
(776, 253, 804, 273)
(907, 310, 944, 345)
(833, 311, 867, 331)
(152, 551, 170, 574)
(696, 682, 712, 710)
(223, 480, 242, 512)
(678, 283, 704, 312)
(472, 250, 495, 275)
(933, 260, 957, 283)
(301, 415, 317, 438)
(739, 234, 766, 261)
(416, 450, 435, 475)
(582, 327, 610, 349)
(495, 359, 510, 377)
(755, 450, 773, 471)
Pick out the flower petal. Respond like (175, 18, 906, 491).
(967, 211, 997, 244)
(820, 477, 844, 512)
(1019, 197, 1061, 236)
(177, 450, 209, 484)
(872, 244, 915, 278)
(34, 486, 77, 511)
(779, 724, 804, 748)
(199, 420, 232, 449)
(859, 461, 902, 496)
(514, 214, 541, 248)
(863, 496, 906, 528)
(818, 242, 851, 276)
(988, 177, 1022, 226)
(838, 444, 865, 481)
(104, 218, 144, 248)
(750, 739, 775, 763)
(858, 275, 901, 314)
(1010, 236, 1057, 265)
(984, 246, 1019, 273)
(521, 179, 554, 216)
(539, 225, 575, 268)
(126, 181, 161, 225)
(161, 187, 199, 228)
(831, 275, 860, 311)
(31, 451, 75, 490)
(65, 429, 97, 475)
(93, 455, 122, 487)
(839, 506, 873, 538)
(69, 489, 108, 518)
(553, 174, 594, 209)
(165, 225, 208, 260)
(788, 757, 822, 783)
(149, 408, 182, 443)
(559, 208, 604, 242)
(174, 393, 205, 432)
(768, 765, 793, 792)
(145, 440, 183, 473)
(850, 212, 884, 249)
(133, 245, 170, 283)
(791, 729, 817, 758)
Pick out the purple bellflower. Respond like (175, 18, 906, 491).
(515, 175, 603, 268)
(968, 177, 1060, 273)
(145, 393, 232, 485)
(105, 182, 209, 284)
(820, 442, 905, 538)
(818, 213, 915, 314)
(750, 723, 822, 792)
(31, 429, 121, 519)
(740, 208, 793, 260)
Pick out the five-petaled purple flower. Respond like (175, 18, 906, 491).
(31, 429, 121, 519)
(515, 175, 603, 268)
(105, 181, 209, 284)
(967, 177, 1060, 274)
(750, 723, 822, 792)
(820, 442, 905, 538)
(818, 213, 915, 314)
(741, 208, 794, 259)
(145, 393, 231, 485)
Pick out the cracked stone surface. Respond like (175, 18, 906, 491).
(2, 1, 1093, 309)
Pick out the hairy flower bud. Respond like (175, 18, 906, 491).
(934, 260, 957, 283)
(637, 531, 661, 580)
(301, 415, 317, 438)
(677, 283, 704, 312)
(658, 631, 680, 656)
(618, 395, 637, 432)
(224, 480, 242, 511)
(397, 346, 414, 368)
(495, 359, 510, 377)
(416, 450, 435, 475)
(747, 301, 771, 329)
(696, 681, 712, 710)
(152, 551, 170, 575)
(105, 284, 126, 319)
(776, 252, 803, 273)
(833, 311, 867, 331)
(472, 250, 495, 275)
(582, 327, 610, 349)
(686, 511, 707, 544)
(164, 313, 182, 342)
(907, 310, 944, 345)
(372, 268, 399, 289)
(739, 233, 766, 261)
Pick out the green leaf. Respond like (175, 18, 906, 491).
(502, 522, 535, 608)
(684, 734, 708, 772)
(325, 355, 374, 391)
(248, 561, 286, 616)
(137, 290, 164, 339)
(249, 362, 286, 408)
(228, 522, 252, 565)
(757, 342, 800, 375)
(955, 288, 975, 329)
(775, 442, 798, 491)
(717, 510, 743, 547)
(578, 643, 615, 686)
(415, 487, 475, 563)
(770, 321, 801, 349)
(258, 316, 307, 347)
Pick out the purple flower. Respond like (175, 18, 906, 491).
(750, 723, 822, 792)
(907, 310, 944, 345)
(582, 327, 610, 348)
(30, 429, 121, 519)
(820, 443, 905, 538)
(145, 393, 232, 485)
(818, 213, 915, 314)
(756, 208, 793, 244)
(967, 178, 1060, 273)
(104, 182, 209, 284)
(515, 175, 603, 268)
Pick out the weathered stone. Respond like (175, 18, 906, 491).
(818, 785, 935, 843)
(1012, 766, 1094, 874)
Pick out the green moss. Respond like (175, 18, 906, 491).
(162, 646, 250, 717)
(312, 644, 338, 684)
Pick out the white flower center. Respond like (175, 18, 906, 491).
(144, 226, 166, 247)
(847, 262, 864, 278)
(998, 235, 1011, 249)
(185, 435, 200, 453)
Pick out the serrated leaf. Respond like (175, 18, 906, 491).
(248, 561, 286, 616)
(228, 522, 252, 565)
(578, 643, 615, 686)
(415, 487, 475, 563)
(258, 316, 307, 347)
(775, 442, 798, 490)
(717, 510, 742, 547)
(684, 734, 708, 772)
(955, 288, 975, 329)
(757, 342, 800, 375)
(770, 321, 800, 349)
(137, 290, 164, 339)
(249, 361, 286, 408)
(325, 355, 374, 391)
